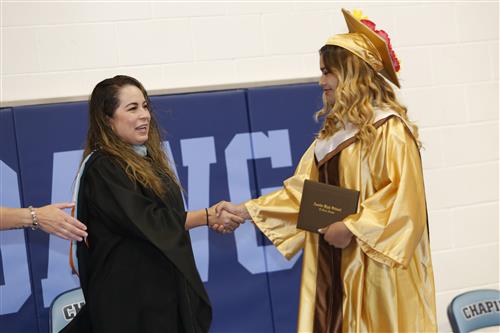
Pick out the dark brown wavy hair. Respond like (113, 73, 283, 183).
(83, 75, 178, 197)
(315, 45, 419, 148)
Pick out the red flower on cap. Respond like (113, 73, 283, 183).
(360, 19, 401, 72)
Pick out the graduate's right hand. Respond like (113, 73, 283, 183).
(214, 201, 251, 220)
(207, 205, 244, 234)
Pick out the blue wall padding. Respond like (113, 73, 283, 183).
(0, 83, 324, 333)
(0, 108, 39, 333)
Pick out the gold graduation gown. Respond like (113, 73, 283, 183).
(246, 114, 437, 332)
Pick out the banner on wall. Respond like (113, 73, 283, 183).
(0, 108, 39, 333)
(0, 84, 323, 333)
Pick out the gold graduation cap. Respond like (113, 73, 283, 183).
(325, 8, 401, 88)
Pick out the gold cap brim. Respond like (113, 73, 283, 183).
(325, 33, 384, 73)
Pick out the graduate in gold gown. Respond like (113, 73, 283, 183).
(216, 9, 437, 333)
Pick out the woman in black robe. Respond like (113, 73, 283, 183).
(61, 75, 243, 333)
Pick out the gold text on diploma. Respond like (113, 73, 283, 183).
(313, 202, 342, 215)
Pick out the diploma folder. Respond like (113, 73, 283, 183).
(297, 180, 360, 233)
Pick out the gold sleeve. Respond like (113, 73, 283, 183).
(245, 142, 319, 260)
(343, 119, 427, 268)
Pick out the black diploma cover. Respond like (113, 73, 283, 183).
(297, 180, 360, 233)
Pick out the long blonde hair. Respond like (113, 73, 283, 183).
(315, 45, 419, 148)
(83, 75, 179, 198)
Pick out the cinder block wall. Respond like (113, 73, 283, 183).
(2, 2, 498, 331)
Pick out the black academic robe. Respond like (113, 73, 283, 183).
(61, 151, 211, 333)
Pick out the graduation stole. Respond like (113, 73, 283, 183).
(68, 145, 147, 275)
(69, 152, 94, 276)
(314, 108, 406, 164)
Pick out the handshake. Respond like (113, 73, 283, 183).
(206, 201, 251, 234)
(202, 200, 353, 248)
